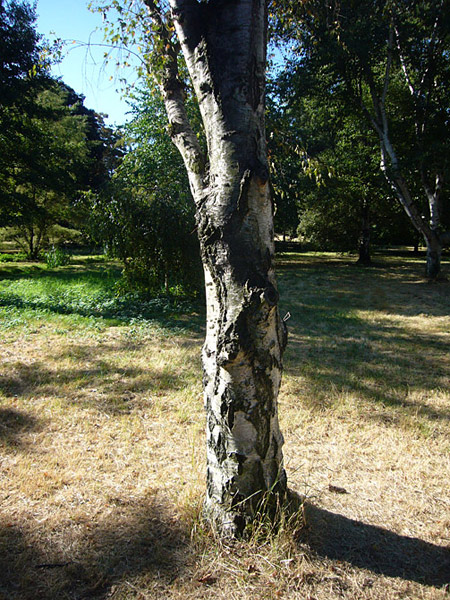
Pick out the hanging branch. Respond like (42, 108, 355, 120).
(143, 0, 206, 198)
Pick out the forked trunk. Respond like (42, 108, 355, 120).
(164, 0, 287, 535)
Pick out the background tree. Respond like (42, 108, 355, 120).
(1, 1, 116, 257)
(0, 0, 46, 227)
(3, 79, 102, 258)
(268, 60, 412, 262)
(95, 0, 287, 536)
(86, 88, 202, 294)
(272, 0, 450, 277)
(266, 90, 300, 242)
(0, 0, 41, 100)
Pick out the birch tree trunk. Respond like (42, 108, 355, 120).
(378, 136, 443, 278)
(149, 0, 287, 535)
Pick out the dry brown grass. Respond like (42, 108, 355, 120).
(0, 253, 449, 599)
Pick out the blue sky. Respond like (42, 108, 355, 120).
(35, 1, 287, 126)
(36, 0, 134, 126)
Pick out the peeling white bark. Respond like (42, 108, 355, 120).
(146, 0, 288, 535)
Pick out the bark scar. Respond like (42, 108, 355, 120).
(237, 169, 252, 214)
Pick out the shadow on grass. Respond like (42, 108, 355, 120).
(0, 408, 41, 448)
(0, 340, 198, 414)
(285, 327, 450, 424)
(0, 496, 191, 600)
(278, 256, 450, 318)
(278, 258, 450, 428)
(300, 500, 450, 588)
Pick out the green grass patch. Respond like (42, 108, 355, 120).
(0, 257, 204, 333)
(0, 252, 28, 263)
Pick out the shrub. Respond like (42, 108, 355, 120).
(0, 252, 28, 263)
(44, 246, 71, 268)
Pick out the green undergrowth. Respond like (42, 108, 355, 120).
(0, 256, 204, 334)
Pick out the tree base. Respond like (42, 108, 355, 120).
(203, 475, 291, 539)
(356, 257, 373, 266)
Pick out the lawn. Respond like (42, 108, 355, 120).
(0, 252, 449, 599)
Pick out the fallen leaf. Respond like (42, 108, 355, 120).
(328, 484, 348, 494)
(197, 573, 217, 585)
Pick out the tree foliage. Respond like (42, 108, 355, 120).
(0, 0, 119, 258)
(2, 78, 112, 258)
(272, 0, 450, 275)
(86, 88, 202, 295)
(0, 0, 42, 100)
(268, 59, 414, 259)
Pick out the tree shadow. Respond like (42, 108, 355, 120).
(283, 318, 450, 428)
(0, 495, 191, 600)
(286, 333, 449, 420)
(297, 500, 450, 588)
(0, 340, 197, 414)
(278, 259, 450, 429)
(0, 407, 41, 448)
(278, 256, 450, 318)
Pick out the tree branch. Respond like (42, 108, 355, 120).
(393, 23, 416, 97)
(382, 22, 394, 106)
(143, 0, 206, 200)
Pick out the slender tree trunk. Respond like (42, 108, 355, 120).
(28, 227, 35, 260)
(164, 262, 169, 295)
(391, 170, 442, 277)
(378, 139, 443, 278)
(160, 0, 287, 536)
(357, 199, 371, 265)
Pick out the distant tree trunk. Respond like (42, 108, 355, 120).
(357, 199, 371, 265)
(381, 159, 443, 278)
(164, 263, 169, 295)
(27, 226, 36, 260)
(364, 25, 449, 279)
(147, 0, 287, 535)
(425, 234, 442, 279)
(423, 174, 445, 279)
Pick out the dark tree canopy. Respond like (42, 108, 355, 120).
(0, 0, 42, 102)
(0, 1, 120, 256)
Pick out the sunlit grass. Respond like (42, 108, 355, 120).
(0, 252, 448, 599)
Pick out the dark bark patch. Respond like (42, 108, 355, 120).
(262, 285, 279, 307)
(248, 55, 262, 110)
